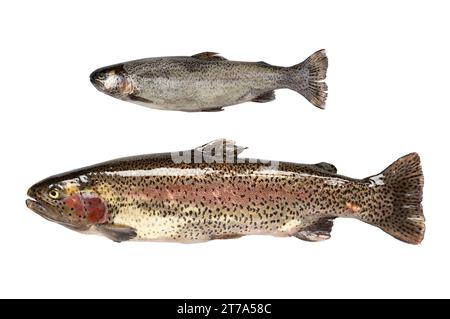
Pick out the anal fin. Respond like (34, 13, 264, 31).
(201, 107, 224, 112)
(252, 91, 276, 103)
(211, 233, 243, 240)
(295, 218, 334, 242)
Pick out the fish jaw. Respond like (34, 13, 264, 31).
(26, 184, 61, 223)
(89, 74, 104, 92)
(25, 198, 89, 231)
(26, 198, 63, 224)
(26, 198, 50, 218)
(89, 63, 135, 99)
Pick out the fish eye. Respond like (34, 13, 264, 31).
(48, 189, 61, 199)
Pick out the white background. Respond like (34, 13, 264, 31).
(0, 1, 448, 298)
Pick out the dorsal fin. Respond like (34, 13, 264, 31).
(191, 52, 227, 61)
(295, 218, 335, 242)
(194, 139, 247, 162)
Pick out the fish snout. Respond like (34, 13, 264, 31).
(27, 186, 32, 198)
(89, 70, 104, 89)
(25, 198, 47, 217)
(26, 185, 44, 214)
(27, 185, 37, 199)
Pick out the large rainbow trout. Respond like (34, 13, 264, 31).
(26, 140, 424, 244)
(89, 50, 328, 111)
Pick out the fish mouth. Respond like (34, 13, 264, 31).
(26, 198, 61, 223)
(89, 68, 107, 90)
(89, 75, 104, 90)
(26, 197, 89, 231)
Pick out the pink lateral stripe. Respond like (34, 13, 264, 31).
(124, 182, 307, 206)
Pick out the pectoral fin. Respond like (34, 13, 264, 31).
(127, 94, 152, 104)
(192, 52, 227, 61)
(295, 218, 334, 242)
(96, 224, 137, 242)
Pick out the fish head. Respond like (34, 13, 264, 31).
(26, 173, 108, 232)
(90, 64, 135, 98)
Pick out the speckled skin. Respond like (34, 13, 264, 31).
(89, 50, 328, 111)
(125, 58, 286, 111)
(26, 144, 425, 244)
(87, 156, 356, 241)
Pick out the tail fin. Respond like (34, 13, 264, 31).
(364, 153, 425, 244)
(290, 49, 328, 109)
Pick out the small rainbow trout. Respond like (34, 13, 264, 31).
(90, 50, 328, 111)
